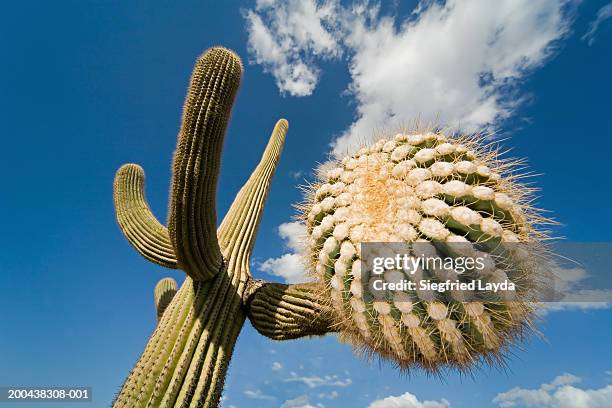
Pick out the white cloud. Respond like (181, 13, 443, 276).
(259, 253, 307, 283)
(272, 361, 283, 371)
(245, 0, 577, 155)
(280, 395, 323, 408)
(278, 221, 306, 252)
(244, 0, 341, 96)
(334, 0, 576, 155)
(537, 264, 611, 315)
(541, 300, 611, 314)
(284, 372, 352, 388)
(318, 390, 339, 399)
(290, 170, 305, 180)
(493, 373, 612, 407)
(243, 388, 276, 400)
(258, 221, 312, 283)
(368, 392, 451, 408)
(582, 3, 612, 46)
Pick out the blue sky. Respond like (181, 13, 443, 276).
(0, 1, 611, 407)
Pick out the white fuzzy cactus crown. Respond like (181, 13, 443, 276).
(300, 129, 550, 372)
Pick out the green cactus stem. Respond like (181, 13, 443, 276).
(167, 46, 242, 281)
(113, 164, 178, 269)
(112, 47, 331, 408)
(245, 281, 337, 340)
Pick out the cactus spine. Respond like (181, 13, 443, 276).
(112, 46, 546, 407)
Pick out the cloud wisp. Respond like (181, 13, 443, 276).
(243, 388, 276, 400)
(538, 264, 611, 315)
(280, 395, 323, 408)
(284, 372, 353, 389)
(582, 2, 612, 46)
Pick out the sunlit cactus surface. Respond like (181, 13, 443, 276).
(302, 130, 548, 372)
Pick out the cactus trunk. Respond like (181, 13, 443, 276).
(114, 272, 245, 408)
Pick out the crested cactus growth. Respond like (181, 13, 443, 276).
(302, 131, 548, 372)
(112, 46, 547, 407)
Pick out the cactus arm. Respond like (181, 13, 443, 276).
(218, 119, 288, 261)
(154, 277, 178, 321)
(168, 47, 243, 281)
(245, 280, 337, 340)
(113, 164, 178, 268)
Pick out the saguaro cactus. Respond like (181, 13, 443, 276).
(112, 47, 545, 407)
(112, 47, 334, 408)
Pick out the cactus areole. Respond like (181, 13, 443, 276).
(112, 47, 546, 407)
